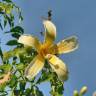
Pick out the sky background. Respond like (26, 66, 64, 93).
(0, 0, 96, 96)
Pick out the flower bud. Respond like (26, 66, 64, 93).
(80, 86, 87, 95)
(73, 90, 79, 96)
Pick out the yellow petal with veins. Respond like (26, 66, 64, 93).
(43, 20, 56, 47)
(25, 55, 44, 80)
(18, 34, 41, 52)
(57, 36, 78, 54)
(46, 54, 68, 81)
(49, 36, 78, 55)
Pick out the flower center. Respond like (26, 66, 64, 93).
(39, 44, 48, 58)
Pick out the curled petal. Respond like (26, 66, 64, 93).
(43, 20, 56, 47)
(47, 54, 68, 81)
(18, 34, 41, 52)
(0, 72, 11, 84)
(25, 55, 44, 80)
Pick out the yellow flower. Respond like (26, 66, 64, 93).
(18, 20, 78, 81)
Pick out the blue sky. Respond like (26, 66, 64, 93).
(1, 0, 96, 96)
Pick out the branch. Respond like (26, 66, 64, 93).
(0, 72, 11, 85)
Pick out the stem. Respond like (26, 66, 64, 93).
(50, 72, 64, 96)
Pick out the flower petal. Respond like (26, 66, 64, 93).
(25, 55, 44, 80)
(46, 54, 68, 81)
(49, 36, 78, 54)
(18, 34, 41, 52)
(43, 20, 56, 47)
(57, 36, 78, 54)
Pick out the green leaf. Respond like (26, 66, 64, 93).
(19, 80, 26, 91)
(57, 82, 64, 95)
(36, 67, 53, 84)
(0, 22, 3, 30)
(19, 12, 23, 22)
(13, 90, 20, 96)
(11, 32, 21, 39)
(5, 15, 14, 27)
(25, 88, 31, 96)
(16, 63, 25, 70)
(0, 64, 12, 72)
(9, 75, 17, 88)
(0, 47, 3, 59)
(0, 84, 6, 92)
(3, 51, 14, 60)
(36, 73, 52, 84)
(5, 4, 13, 14)
(35, 87, 44, 96)
(10, 26, 24, 34)
(4, 18, 7, 28)
(2, 0, 12, 3)
(0, 91, 8, 96)
(3, 48, 27, 60)
(6, 40, 18, 46)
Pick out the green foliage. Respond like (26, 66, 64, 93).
(0, 46, 3, 59)
(0, 64, 12, 72)
(0, 0, 88, 96)
(6, 40, 18, 46)
(0, 0, 23, 30)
